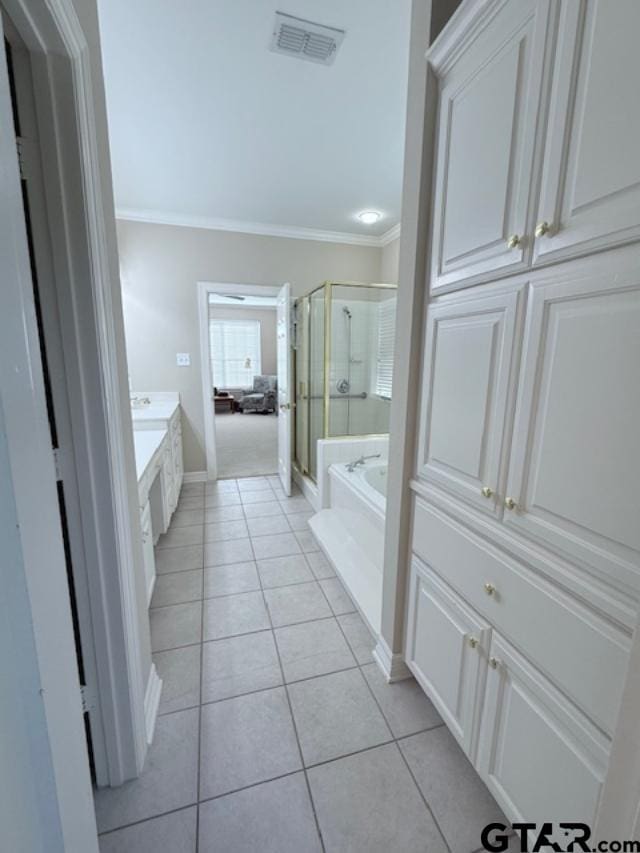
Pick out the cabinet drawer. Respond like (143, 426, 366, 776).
(412, 498, 630, 734)
(406, 559, 490, 756)
(477, 633, 609, 826)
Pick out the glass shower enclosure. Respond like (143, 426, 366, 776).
(294, 281, 397, 482)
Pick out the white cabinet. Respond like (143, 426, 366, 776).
(429, 0, 552, 293)
(534, 0, 640, 266)
(417, 287, 523, 516)
(406, 560, 489, 754)
(140, 500, 155, 605)
(477, 634, 609, 826)
(505, 258, 640, 591)
(409, 0, 640, 832)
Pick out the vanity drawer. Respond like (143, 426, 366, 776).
(412, 497, 630, 734)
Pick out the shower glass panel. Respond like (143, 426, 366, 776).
(308, 286, 326, 481)
(294, 281, 397, 483)
(294, 297, 309, 474)
(328, 284, 396, 438)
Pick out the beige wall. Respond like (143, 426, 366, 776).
(209, 305, 277, 381)
(118, 219, 382, 472)
(381, 236, 401, 282)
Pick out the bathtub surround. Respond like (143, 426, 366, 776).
(310, 439, 389, 635)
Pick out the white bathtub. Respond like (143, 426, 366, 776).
(309, 459, 387, 635)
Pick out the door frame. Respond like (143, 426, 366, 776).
(3, 0, 153, 796)
(197, 280, 282, 480)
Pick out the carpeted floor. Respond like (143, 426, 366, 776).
(214, 410, 278, 478)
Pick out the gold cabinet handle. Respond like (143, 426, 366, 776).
(489, 657, 501, 670)
(504, 497, 517, 511)
(535, 221, 551, 238)
(484, 582, 496, 596)
(481, 486, 494, 499)
(507, 234, 521, 249)
(467, 636, 479, 649)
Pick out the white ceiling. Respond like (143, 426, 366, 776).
(97, 0, 411, 241)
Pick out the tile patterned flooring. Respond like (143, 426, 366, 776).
(95, 476, 506, 852)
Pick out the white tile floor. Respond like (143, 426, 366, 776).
(94, 475, 507, 852)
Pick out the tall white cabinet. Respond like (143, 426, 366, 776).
(408, 0, 640, 830)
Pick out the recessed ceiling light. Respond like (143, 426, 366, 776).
(357, 210, 382, 225)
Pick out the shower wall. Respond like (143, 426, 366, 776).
(294, 282, 397, 481)
(329, 296, 391, 436)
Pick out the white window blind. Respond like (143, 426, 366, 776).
(210, 319, 262, 388)
(375, 297, 396, 399)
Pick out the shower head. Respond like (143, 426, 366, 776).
(342, 306, 352, 319)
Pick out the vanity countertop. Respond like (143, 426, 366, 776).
(131, 400, 179, 423)
(133, 429, 167, 481)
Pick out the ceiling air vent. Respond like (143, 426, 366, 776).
(270, 12, 345, 66)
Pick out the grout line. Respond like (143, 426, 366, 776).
(245, 492, 326, 852)
(96, 803, 199, 837)
(128, 479, 455, 848)
(333, 609, 454, 853)
(194, 536, 205, 853)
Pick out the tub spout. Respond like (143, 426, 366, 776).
(346, 453, 381, 473)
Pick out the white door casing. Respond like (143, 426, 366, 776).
(429, 0, 553, 293)
(277, 282, 293, 496)
(198, 281, 282, 482)
(0, 13, 97, 849)
(533, 0, 640, 266)
(417, 286, 524, 517)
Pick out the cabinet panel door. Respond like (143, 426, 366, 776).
(477, 634, 609, 826)
(534, 0, 640, 265)
(406, 558, 490, 756)
(505, 256, 640, 591)
(140, 501, 156, 605)
(417, 288, 522, 517)
(430, 0, 552, 293)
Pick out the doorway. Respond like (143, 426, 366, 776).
(198, 282, 293, 493)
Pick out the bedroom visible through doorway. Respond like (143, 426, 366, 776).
(199, 284, 291, 483)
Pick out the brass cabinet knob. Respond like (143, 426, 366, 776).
(468, 636, 479, 649)
(481, 486, 494, 499)
(484, 582, 496, 596)
(535, 220, 551, 237)
(504, 497, 517, 510)
(489, 657, 500, 669)
(507, 234, 521, 249)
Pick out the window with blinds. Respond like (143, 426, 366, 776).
(375, 297, 396, 399)
(210, 319, 262, 388)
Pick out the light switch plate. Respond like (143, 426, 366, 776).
(176, 353, 190, 367)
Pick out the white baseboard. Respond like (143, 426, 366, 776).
(144, 664, 162, 745)
(373, 637, 412, 683)
(182, 471, 207, 484)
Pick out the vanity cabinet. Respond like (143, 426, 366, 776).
(417, 287, 523, 518)
(140, 500, 155, 605)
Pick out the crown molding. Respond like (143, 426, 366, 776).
(115, 207, 401, 248)
(379, 223, 401, 246)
